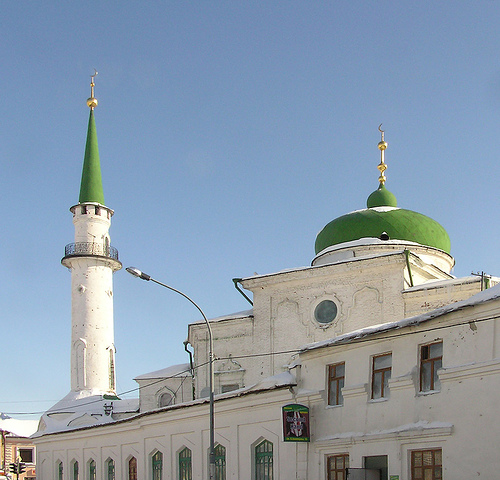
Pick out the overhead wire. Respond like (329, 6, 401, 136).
(4, 310, 499, 416)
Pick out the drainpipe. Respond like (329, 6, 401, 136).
(1, 429, 5, 475)
(232, 278, 253, 306)
(183, 340, 196, 400)
(404, 250, 414, 288)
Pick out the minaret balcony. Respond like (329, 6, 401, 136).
(62, 242, 121, 268)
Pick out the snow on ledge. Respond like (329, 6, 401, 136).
(315, 420, 453, 443)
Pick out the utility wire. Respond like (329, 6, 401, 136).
(4, 311, 499, 416)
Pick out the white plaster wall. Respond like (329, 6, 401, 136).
(297, 299, 500, 479)
(72, 203, 113, 245)
(68, 259, 116, 393)
(191, 256, 407, 394)
(35, 299, 500, 479)
(137, 375, 193, 411)
(35, 389, 297, 480)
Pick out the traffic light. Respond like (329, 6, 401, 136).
(9, 463, 18, 474)
(18, 463, 26, 474)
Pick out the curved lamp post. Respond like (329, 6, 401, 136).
(126, 267, 216, 480)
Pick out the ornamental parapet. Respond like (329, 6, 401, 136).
(64, 242, 119, 261)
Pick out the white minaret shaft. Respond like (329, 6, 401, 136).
(61, 79, 122, 396)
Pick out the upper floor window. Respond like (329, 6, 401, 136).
(371, 353, 392, 399)
(328, 363, 345, 406)
(152, 451, 163, 480)
(255, 440, 273, 480)
(214, 444, 226, 480)
(411, 449, 442, 480)
(420, 341, 442, 392)
(178, 447, 191, 480)
(72, 461, 79, 480)
(57, 461, 63, 480)
(326, 454, 349, 480)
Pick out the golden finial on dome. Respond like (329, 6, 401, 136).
(377, 123, 388, 185)
(86, 69, 98, 110)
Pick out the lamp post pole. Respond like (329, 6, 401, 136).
(126, 267, 216, 480)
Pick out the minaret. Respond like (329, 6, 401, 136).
(61, 73, 122, 397)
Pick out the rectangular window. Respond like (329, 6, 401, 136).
(18, 448, 34, 463)
(420, 341, 442, 392)
(371, 353, 392, 399)
(327, 454, 349, 480)
(411, 449, 442, 480)
(328, 363, 345, 406)
(221, 384, 239, 393)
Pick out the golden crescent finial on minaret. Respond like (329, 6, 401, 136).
(377, 124, 388, 185)
(87, 69, 98, 110)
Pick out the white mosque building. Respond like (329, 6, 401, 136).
(33, 83, 500, 480)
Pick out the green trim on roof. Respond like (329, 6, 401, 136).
(79, 110, 105, 204)
(315, 207, 451, 255)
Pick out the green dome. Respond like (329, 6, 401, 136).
(315, 185, 451, 255)
(367, 184, 397, 208)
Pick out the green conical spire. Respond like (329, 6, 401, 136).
(79, 108, 105, 205)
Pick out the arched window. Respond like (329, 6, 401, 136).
(214, 444, 226, 480)
(106, 459, 115, 480)
(178, 447, 192, 480)
(72, 460, 79, 480)
(128, 457, 137, 480)
(88, 460, 96, 480)
(57, 461, 63, 480)
(255, 440, 273, 480)
(158, 392, 173, 408)
(152, 451, 162, 480)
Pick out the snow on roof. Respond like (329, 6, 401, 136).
(134, 363, 191, 381)
(219, 371, 296, 397)
(313, 236, 430, 259)
(190, 309, 253, 325)
(32, 391, 140, 437)
(404, 275, 498, 292)
(34, 371, 295, 437)
(0, 414, 39, 437)
(300, 283, 500, 353)
(242, 250, 409, 283)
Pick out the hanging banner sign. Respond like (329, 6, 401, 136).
(282, 404, 310, 442)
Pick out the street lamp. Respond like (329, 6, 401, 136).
(126, 267, 216, 480)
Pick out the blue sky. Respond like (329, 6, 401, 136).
(3, 1, 500, 419)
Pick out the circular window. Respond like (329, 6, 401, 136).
(314, 300, 338, 325)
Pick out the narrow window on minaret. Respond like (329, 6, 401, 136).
(109, 349, 115, 391)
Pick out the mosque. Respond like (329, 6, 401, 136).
(33, 80, 500, 480)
